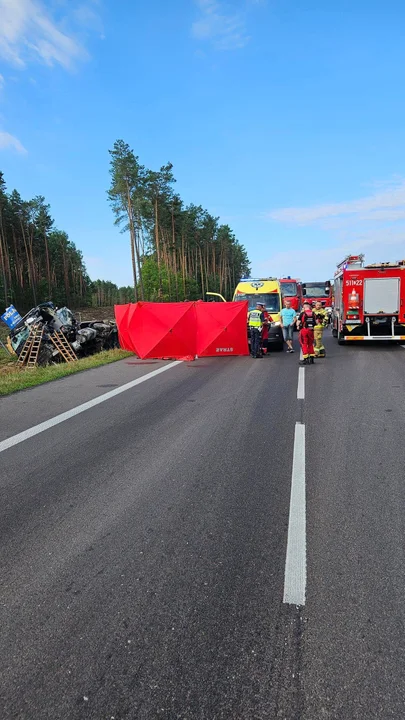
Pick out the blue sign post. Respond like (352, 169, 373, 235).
(1, 305, 23, 329)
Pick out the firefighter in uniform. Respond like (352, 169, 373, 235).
(248, 302, 264, 358)
(313, 300, 328, 358)
(297, 302, 316, 365)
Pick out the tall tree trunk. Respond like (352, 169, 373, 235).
(154, 197, 163, 295)
(21, 220, 36, 305)
(126, 187, 138, 302)
(12, 228, 23, 289)
(0, 212, 9, 305)
(181, 233, 186, 298)
(44, 231, 51, 298)
(199, 246, 204, 299)
(127, 192, 144, 300)
(187, 248, 192, 279)
(154, 197, 160, 268)
(171, 208, 179, 300)
(28, 224, 37, 302)
(134, 227, 144, 300)
(130, 232, 138, 302)
(219, 248, 224, 294)
(162, 229, 171, 299)
(225, 258, 229, 297)
(173, 249, 179, 301)
(61, 244, 70, 304)
(137, 217, 145, 256)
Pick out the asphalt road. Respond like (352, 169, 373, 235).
(1, 332, 405, 719)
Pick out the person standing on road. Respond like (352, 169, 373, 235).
(258, 302, 270, 355)
(297, 302, 316, 365)
(248, 302, 264, 358)
(313, 300, 328, 358)
(280, 299, 296, 353)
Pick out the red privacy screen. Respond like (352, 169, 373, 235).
(195, 301, 249, 357)
(115, 301, 248, 360)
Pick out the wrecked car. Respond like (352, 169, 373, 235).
(5, 302, 119, 366)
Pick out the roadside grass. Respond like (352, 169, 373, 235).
(0, 350, 13, 367)
(0, 349, 133, 396)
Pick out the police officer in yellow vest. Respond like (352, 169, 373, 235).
(313, 301, 328, 357)
(248, 302, 265, 358)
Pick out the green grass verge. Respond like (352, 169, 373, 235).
(0, 349, 133, 396)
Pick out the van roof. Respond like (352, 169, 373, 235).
(235, 279, 280, 293)
(239, 277, 278, 282)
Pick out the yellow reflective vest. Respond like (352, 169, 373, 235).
(314, 308, 328, 326)
(248, 309, 263, 328)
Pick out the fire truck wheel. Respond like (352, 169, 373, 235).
(337, 330, 345, 345)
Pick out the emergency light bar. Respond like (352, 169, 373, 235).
(239, 277, 278, 282)
(336, 254, 364, 271)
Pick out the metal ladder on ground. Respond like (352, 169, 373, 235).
(17, 325, 44, 368)
(49, 331, 78, 362)
(27, 326, 44, 368)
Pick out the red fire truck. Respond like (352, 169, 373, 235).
(301, 280, 332, 308)
(279, 277, 302, 311)
(332, 254, 405, 343)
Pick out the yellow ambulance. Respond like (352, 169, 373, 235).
(207, 277, 284, 351)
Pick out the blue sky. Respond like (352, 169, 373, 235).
(1, 0, 405, 287)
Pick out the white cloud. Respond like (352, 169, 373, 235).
(0, 131, 27, 153)
(192, 0, 250, 50)
(73, 2, 104, 36)
(259, 178, 405, 278)
(257, 245, 348, 281)
(259, 177, 405, 278)
(0, 74, 4, 88)
(256, 229, 405, 281)
(267, 179, 405, 226)
(0, 0, 91, 69)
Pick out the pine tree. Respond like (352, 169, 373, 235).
(0, 173, 91, 311)
(107, 142, 251, 304)
(107, 140, 146, 301)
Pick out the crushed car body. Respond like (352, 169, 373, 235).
(4, 302, 119, 366)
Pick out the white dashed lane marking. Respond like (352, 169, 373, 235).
(283, 422, 306, 606)
(297, 367, 305, 399)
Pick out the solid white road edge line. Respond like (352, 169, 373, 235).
(283, 422, 306, 606)
(0, 361, 182, 454)
(297, 367, 305, 399)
